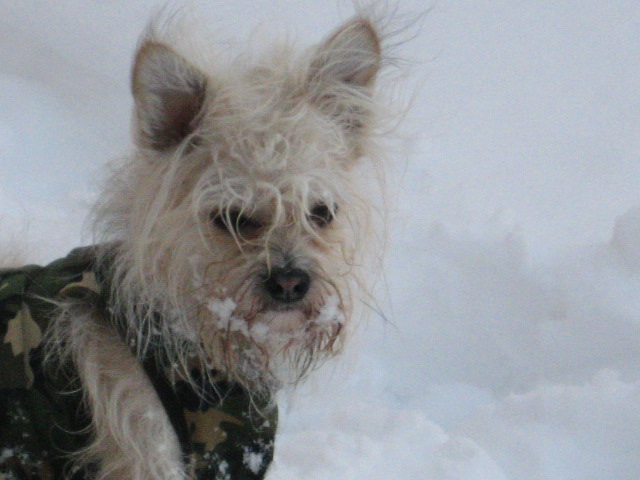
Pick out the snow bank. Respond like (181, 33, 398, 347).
(383, 215, 640, 394)
(462, 370, 640, 480)
(270, 402, 508, 480)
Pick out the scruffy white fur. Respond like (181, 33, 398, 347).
(52, 302, 185, 480)
(46, 10, 392, 480)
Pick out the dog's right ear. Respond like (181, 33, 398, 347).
(131, 41, 207, 151)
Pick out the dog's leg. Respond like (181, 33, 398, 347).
(62, 306, 186, 480)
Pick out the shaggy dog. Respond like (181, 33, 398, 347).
(0, 11, 391, 480)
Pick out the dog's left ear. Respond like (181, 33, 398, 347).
(308, 18, 381, 136)
(131, 41, 207, 151)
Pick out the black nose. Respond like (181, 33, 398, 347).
(263, 267, 311, 304)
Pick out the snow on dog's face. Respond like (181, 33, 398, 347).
(98, 18, 383, 392)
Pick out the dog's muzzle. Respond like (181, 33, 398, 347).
(262, 266, 311, 304)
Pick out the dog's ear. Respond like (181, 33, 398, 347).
(310, 18, 381, 87)
(131, 41, 207, 151)
(308, 18, 381, 137)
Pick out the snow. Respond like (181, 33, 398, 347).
(314, 294, 345, 326)
(243, 448, 266, 475)
(2, 1, 640, 479)
(207, 298, 238, 327)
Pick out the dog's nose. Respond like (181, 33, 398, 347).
(263, 267, 311, 304)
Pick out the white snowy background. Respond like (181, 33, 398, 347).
(2, 1, 640, 479)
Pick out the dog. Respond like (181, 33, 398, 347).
(0, 11, 390, 480)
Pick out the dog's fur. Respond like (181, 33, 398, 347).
(41, 11, 391, 480)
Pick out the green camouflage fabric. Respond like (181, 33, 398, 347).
(0, 247, 277, 480)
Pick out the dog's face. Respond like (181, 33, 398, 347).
(101, 19, 383, 391)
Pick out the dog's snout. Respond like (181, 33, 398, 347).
(263, 267, 311, 304)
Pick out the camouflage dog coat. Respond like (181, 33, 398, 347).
(0, 247, 277, 480)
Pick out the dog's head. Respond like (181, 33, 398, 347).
(98, 17, 386, 392)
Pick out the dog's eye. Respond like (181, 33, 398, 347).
(212, 210, 262, 236)
(309, 203, 336, 227)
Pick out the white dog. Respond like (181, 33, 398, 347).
(0, 11, 391, 480)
